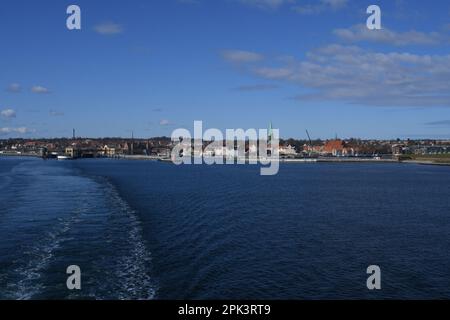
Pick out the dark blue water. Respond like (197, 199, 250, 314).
(1, 157, 450, 299)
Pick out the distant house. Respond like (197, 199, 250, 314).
(278, 145, 297, 156)
(102, 145, 116, 157)
(323, 140, 354, 156)
(303, 144, 323, 155)
(414, 145, 449, 155)
(151, 146, 171, 158)
(392, 144, 406, 156)
(123, 142, 133, 155)
(65, 147, 80, 158)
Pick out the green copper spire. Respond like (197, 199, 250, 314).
(268, 122, 273, 142)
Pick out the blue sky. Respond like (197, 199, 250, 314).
(1, 0, 450, 139)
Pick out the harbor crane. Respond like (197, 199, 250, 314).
(306, 130, 313, 156)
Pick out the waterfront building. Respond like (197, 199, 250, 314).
(102, 145, 116, 157)
(392, 144, 406, 156)
(303, 144, 323, 155)
(413, 145, 449, 155)
(279, 145, 297, 156)
(323, 139, 354, 156)
(150, 146, 172, 158)
(65, 147, 80, 158)
(38, 147, 48, 158)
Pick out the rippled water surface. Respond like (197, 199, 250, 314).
(1, 157, 450, 299)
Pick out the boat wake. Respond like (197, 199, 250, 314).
(0, 161, 156, 300)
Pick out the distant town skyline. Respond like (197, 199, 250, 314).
(1, 0, 450, 140)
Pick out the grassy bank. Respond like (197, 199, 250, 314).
(399, 154, 450, 164)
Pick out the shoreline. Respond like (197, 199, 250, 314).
(2, 153, 450, 167)
(401, 160, 450, 167)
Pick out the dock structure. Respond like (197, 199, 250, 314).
(64, 147, 100, 159)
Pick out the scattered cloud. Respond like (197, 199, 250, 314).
(49, 109, 64, 117)
(94, 22, 123, 35)
(228, 44, 450, 107)
(6, 83, 21, 93)
(31, 85, 50, 94)
(232, 84, 279, 91)
(0, 127, 34, 135)
(238, 0, 289, 10)
(254, 67, 293, 79)
(237, 0, 349, 13)
(292, 0, 348, 15)
(425, 120, 450, 126)
(334, 24, 446, 46)
(1, 109, 16, 119)
(159, 119, 172, 126)
(222, 50, 264, 63)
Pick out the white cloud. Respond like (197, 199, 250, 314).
(231, 44, 450, 107)
(1, 109, 16, 119)
(254, 67, 294, 79)
(334, 24, 445, 46)
(238, 0, 348, 12)
(94, 22, 123, 35)
(292, 0, 348, 14)
(6, 83, 21, 93)
(31, 85, 50, 94)
(0, 127, 33, 135)
(222, 50, 264, 63)
(321, 0, 348, 8)
(159, 119, 171, 126)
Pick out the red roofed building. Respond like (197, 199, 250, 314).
(323, 139, 354, 156)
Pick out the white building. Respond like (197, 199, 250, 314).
(278, 145, 297, 156)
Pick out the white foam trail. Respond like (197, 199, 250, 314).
(94, 179, 156, 300)
(2, 162, 156, 300)
(11, 203, 87, 300)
